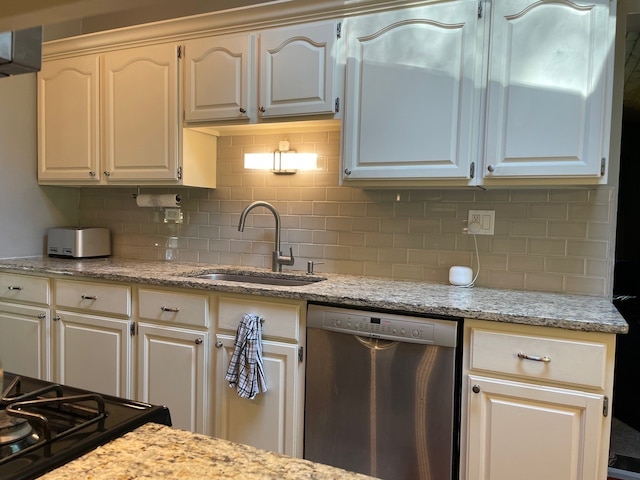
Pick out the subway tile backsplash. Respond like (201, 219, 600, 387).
(78, 130, 616, 297)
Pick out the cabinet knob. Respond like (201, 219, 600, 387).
(89, 171, 96, 177)
(7, 285, 23, 291)
(472, 384, 481, 394)
(344, 168, 352, 176)
(487, 165, 495, 173)
(215, 341, 223, 348)
(239, 107, 246, 114)
(37, 313, 46, 319)
(259, 106, 266, 113)
(195, 338, 203, 345)
(104, 171, 111, 177)
(53, 315, 61, 322)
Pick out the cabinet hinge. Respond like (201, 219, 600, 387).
(470, 161, 475, 179)
(177, 45, 183, 59)
(298, 346, 304, 362)
(130, 321, 137, 336)
(177, 166, 183, 180)
(603, 395, 609, 417)
(336, 22, 342, 39)
(335, 97, 340, 113)
(478, 0, 483, 18)
(601, 157, 606, 176)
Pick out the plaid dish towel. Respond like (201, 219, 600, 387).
(225, 313, 267, 399)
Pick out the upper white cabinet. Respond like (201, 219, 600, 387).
(183, 20, 340, 124)
(184, 34, 254, 123)
(341, 0, 615, 187)
(37, 55, 100, 183)
(258, 20, 339, 118)
(341, 1, 482, 184)
(38, 42, 217, 187)
(102, 43, 180, 182)
(482, 0, 613, 183)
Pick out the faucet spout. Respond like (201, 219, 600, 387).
(238, 201, 294, 272)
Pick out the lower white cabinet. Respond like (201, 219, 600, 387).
(0, 273, 51, 380)
(135, 286, 210, 434)
(215, 334, 299, 454)
(461, 319, 616, 480)
(52, 311, 132, 398)
(214, 294, 305, 457)
(0, 302, 50, 380)
(52, 278, 133, 397)
(50, 279, 211, 434)
(466, 375, 604, 480)
(136, 323, 207, 434)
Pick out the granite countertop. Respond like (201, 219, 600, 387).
(40, 422, 377, 480)
(0, 256, 628, 334)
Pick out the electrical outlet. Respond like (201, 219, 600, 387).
(467, 210, 495, 235)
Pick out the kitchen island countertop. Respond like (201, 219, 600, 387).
(0, 256, 627, 334)
(40, 422, 377, 480)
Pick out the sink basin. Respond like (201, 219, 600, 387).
(192, 272, 324, 287)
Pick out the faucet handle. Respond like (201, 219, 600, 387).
(278, 247, 295, 267)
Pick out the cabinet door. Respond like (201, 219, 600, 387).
(259, 21, 338, 117)
(184, 34, 254, 122)
(137, 323, 207, 434)
(53, 311, 132, 398)
(103, 43, 179, 182)
(466, 375, 604, 480)
(214, 334, 301, 456)
(483, 0, 613, 180)
(0, 303, 49, 380)
(37, 55, 100, 183)
(342, 2, 481, 182)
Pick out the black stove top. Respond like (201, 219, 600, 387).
(0, 372, 171, 480)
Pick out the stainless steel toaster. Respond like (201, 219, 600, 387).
(47, 227, 111, 258)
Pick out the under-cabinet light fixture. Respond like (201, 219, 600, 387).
(244, 151, 318, 174)
(243, 141, 317, 174)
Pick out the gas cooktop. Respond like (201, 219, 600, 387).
(0, 372, 171, 480)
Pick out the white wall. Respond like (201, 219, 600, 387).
(0, 73, 79, 257)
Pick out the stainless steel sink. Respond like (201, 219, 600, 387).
(192, 272, 324, 286)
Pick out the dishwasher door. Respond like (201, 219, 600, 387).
(304, 309, 459, 480)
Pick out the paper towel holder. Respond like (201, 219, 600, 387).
(131, 188, 181, 205)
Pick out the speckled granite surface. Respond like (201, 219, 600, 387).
(0, 256, 627, 333)
(39, 423, 377, 480)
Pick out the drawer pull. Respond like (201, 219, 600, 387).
(7, 285, 23, 291)
(81, 294, 98, 300)
(161, 306, 180, 313)
(517, 352, 551, 363)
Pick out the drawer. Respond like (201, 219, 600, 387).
(469, 327, 607, 389)
(55, 279, 131, 317)
(0, 273, 50, 305)
(218, 295, 301, 341)
(138, 288, 209, 328)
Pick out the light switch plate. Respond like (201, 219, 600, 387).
(467, 210, 495, 235)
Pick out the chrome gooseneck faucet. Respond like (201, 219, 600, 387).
(238, 201, 295, 272)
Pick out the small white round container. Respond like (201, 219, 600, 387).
(449, 266, 473, 286)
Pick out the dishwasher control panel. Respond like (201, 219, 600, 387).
(307, 304, 458, 347)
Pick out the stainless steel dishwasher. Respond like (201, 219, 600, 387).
(304, 304, 461, 480)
